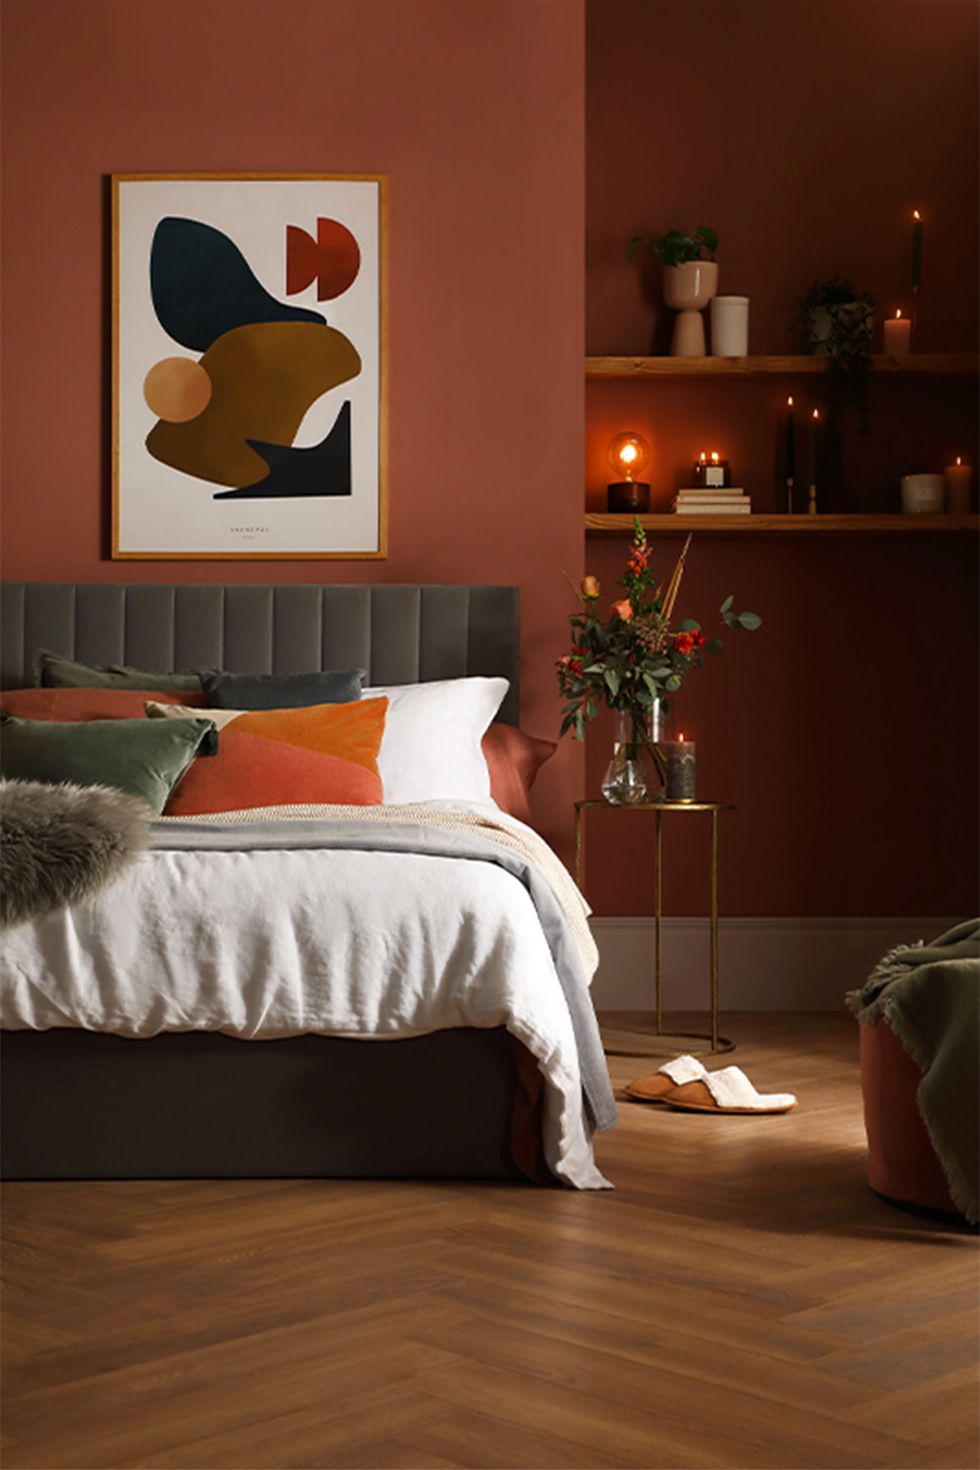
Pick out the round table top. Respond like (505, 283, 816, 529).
(575, 799, 734, 813)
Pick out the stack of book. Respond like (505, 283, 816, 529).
(671, 488, 752, 515)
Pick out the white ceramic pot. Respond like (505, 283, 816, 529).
(900, 474, 945, 514)
(710, 295, 749, 356)
(664, 260, 718, 357)
(663, 260, 719, 311)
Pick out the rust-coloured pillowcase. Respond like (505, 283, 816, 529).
(482, 723, 557, 824)
(0, 688, 207, 721)
(145, 698, 388, 815)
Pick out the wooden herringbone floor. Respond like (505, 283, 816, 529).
(2, 1014, 977, 1470)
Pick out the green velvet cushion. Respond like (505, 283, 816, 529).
(34, 649, 202, 692)
(0, 716, 218, 816)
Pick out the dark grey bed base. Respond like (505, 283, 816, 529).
(0, 1028, 528, 1181)
(0, 580, 531, 1182)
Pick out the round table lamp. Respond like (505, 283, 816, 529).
(607, 432, 651, 512)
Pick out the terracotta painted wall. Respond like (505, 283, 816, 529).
(585, 0, 979, 917)
(0, 0, 585, 858)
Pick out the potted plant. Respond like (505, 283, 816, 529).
(628, 227, 720, 355)
(792, 276, 876, 498)
(556, 519, 761, 804)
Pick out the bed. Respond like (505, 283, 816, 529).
(0, 581, 614, 1185)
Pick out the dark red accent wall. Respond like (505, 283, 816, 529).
(0, 0, 585, 859)
(584, 0, 978, 916)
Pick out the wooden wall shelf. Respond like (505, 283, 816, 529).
(585, 513, 980, 535)
(585, 354, 980, 380)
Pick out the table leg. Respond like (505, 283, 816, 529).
(654, 808, 663, 1034)
(710, 808, 719, 1051)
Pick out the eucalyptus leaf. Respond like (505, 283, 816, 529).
(604, 670, 620, 698)
(676, 618, 701, 632)
(665, 675, 682, 693)
(738, 611, 762, 630)
(706, 638, 724, 655)
(720, 595, 734, 614)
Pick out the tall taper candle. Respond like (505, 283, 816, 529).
(808, 409, 819, 515)
(912, 209, 923, 296)
(786, 396, 796, 512)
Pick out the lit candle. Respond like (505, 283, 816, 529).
(945, 456, 972, 514)
(883, 309, 912, 355)
(912, 209, 923, 296)
(692, 451, 709, 487)
(665, 734, 696, 802)
(704, 451, 731, 488)
(785, 396, 796, 512)
(808, 409, 820, 515)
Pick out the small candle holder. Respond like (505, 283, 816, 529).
(664, 737, 696, 802)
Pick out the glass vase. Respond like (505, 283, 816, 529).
(602, 709, 660, 806)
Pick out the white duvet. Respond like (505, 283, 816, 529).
(1, 803, 609, 1188)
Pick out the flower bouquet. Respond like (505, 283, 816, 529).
(556, 519, 761, 802)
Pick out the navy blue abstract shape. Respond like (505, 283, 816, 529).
(150, 217, 325, 353)
(213, 401, 352, 500)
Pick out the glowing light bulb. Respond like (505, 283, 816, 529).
(607, 432, 650, 482)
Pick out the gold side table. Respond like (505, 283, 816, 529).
(575, 800, 735, 1058)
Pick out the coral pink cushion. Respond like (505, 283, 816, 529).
(482, 723, 557, 824)
(0, 688, 205, 720)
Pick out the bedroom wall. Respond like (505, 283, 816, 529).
(584, 0, 979, 926)
(0, 0, 585, 857)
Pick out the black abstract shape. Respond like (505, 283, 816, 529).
(151, 217, 325, 353)
(213, 401, 352, 500)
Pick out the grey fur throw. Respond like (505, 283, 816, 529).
(1, 780, 150, 928)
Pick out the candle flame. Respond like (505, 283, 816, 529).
(678, 733, 685, 742)
(787, 395, 794, 407)
(957, 456, 962, 466)
(710, 451, 719, 463)
(895, 309, 902, 319)
(913, 209, 921, 220)
(812, 409, 820, 421)
(699, 452, 706, 464)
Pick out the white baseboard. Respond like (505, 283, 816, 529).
(590, 915, 961, 1011)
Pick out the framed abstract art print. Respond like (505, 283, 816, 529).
(112, 173, 387, 559)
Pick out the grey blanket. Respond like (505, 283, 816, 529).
(848, 920, 979, 1224)
(151, 818, 618, 1133)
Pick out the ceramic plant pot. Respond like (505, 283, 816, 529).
(663, 260, 719, 356)
(808, 302, 873, 357)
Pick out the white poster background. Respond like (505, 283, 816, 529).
(115, 177, 382, 557)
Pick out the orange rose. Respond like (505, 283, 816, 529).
(610, 599, 633, 622)
(581, 575, 600, 599)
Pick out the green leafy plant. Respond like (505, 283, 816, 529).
(628, 226, 719, 268)
(792, 276, 876, 493)
(556, 519, 760, 777)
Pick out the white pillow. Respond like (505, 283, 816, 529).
(362, 677, 508, 805)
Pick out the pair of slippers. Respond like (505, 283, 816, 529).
(623, 1053, 797, 1114)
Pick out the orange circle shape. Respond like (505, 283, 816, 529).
(143, 357, 212, 422)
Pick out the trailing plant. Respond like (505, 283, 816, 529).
(792, 275, 876, 495)
(628, 226, 719, 268)
(556, 519, 760, 778)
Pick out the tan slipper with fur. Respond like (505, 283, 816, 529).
(622, 1054, 707, 1104)
(663, 1065, 796, 1115)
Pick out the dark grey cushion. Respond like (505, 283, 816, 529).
(201, 668, 364, 710)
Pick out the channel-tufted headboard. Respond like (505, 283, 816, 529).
(0, 583, 520, 725)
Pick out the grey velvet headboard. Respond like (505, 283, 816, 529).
(0, 583, 520, 725)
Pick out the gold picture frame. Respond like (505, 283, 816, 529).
(112, 172, 388, 560)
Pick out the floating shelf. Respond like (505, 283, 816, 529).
(585, 353, 980, 380)
(585, 513, 980, 535)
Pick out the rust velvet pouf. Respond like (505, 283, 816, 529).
(859, 1019, 957, 1216)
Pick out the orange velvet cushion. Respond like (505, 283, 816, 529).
(482, 723, 557, 824)
(148, 698, 388, 815)
(0, 688, 206, 720)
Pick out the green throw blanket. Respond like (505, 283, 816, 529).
(847, 920, 979, 1224)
